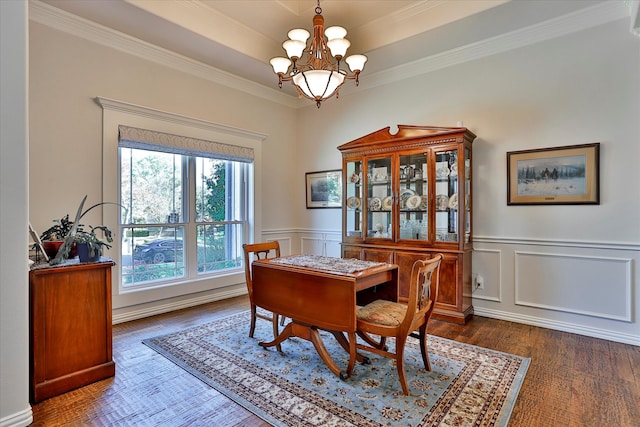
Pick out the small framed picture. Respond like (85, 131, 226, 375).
(29, 222, 49, 262)
(305, 170, 342, 209)
(507, 143, 600, 205)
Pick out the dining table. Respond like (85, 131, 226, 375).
(251, 254, 398, 379)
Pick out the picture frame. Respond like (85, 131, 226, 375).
(507, 143, 600, 205)
(29, 222, 49, 262)
(305, 170, 342, 209)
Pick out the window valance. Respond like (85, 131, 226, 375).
(118, 125, 254, 163)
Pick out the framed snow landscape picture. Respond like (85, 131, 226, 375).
(507, 143, 600, 205)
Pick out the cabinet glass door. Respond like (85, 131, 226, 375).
(345, 160, 363, 238)
(398, 153, 428, 241)
(464, 147, 471, 243)
(435, 149, 459, 243)
(366, 157, 392, 239)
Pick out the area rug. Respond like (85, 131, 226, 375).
(143, 311, 529, 427)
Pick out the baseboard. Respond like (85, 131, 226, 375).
(0, 407, 32, 427)
(474, 306, 640, 346)
(112, 287, 247, 325)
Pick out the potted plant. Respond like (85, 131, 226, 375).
(48, 195, 120, 265)
(73, 225, 114, 263)
(39, 214, 78, 258)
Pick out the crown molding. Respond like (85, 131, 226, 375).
(28, 0, 298, 108)
(30, 1, 631, 109)
(360, 1, 630, 92)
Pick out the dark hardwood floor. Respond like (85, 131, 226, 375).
(30, 295, 640, 426)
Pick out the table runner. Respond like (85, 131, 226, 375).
(270, 255, 385, 274)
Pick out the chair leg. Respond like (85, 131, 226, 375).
(357, 330, 387, 350)
(272, 313, 282, 353)
(417, 325, 431, 371)
(395, 336, 410, 395)
(249, 304, 257, 338)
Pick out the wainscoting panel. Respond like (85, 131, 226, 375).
(267, 237, 292, 255)
(326, 239, 342, 257)
(298, 230, 342, 257)
(471, 248, 502, 302)
(514, 251, 632, 322)
(300, 237, 325, 256)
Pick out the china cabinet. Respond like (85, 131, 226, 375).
(29, 259, 115, 402)
(338, 125, 476, 324)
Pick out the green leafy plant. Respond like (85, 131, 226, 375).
(49, 195, 121, 265)
(39, 214, 77, 242)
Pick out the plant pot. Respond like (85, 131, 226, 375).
(76, 242, 101, 263)
(42, 241, 78, 259)
(42, 241, 63, 258)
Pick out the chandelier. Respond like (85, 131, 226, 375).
(269, 0, 367, 108)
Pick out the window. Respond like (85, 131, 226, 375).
(118, 127, 252, 288)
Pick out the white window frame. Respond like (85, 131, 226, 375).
(119, 151, 250, 288)
(98, 97, 266, 309)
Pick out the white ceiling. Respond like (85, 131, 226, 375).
(36, 0, 633, 98)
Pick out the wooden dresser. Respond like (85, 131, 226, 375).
(29, 259, 115, 403)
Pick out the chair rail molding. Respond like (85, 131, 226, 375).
(263, 228, 341, 257)
(473, 235, 640, 251)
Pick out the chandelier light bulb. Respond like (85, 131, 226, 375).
(288, 28, 310, 43)
(270, 57, 292, 74)
(282, 39, 306, 60)
(345, 54, 367, 72)
(324, 26, 347, 41)
(327, 38, 350, 59)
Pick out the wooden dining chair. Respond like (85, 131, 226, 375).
(355, 253, 443, 395)
(242, 241, 283, 352)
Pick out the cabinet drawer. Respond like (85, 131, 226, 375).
(362, 248, 393, 264)
(342, 245, 362, 260)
